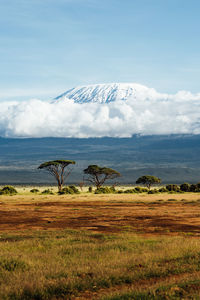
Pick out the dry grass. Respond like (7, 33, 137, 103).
(0, 192, 200, 298)
(0, 230, 200, 299)
(1, 230, 200, 299)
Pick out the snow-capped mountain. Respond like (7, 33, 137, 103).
(55, 83, 156, 103)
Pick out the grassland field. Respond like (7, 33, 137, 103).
(1, 187, 200, 299)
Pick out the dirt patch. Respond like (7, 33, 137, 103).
(0, 194, 200, 234)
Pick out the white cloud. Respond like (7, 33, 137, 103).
(0, 87, 200, 138)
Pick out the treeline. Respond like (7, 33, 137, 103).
(36, 160, 200, 194)
(0, 159, 200, 195)
(1, 182, 200, 196)
(86, 182, 200, 194)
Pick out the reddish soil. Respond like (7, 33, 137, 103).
(1, 194, 200, 235)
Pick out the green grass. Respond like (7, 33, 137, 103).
(0, 230, 200, 299)
(103, 279, 200, 299)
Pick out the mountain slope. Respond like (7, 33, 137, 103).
(0, 135, 200, 184)
(55, 83, 155, 103)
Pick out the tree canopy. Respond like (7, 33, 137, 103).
(136, 175, 161, 190)
(83, 165, 121, 189)
(38, 160, 75, 192)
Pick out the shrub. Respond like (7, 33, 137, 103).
(0, 186, 17, 195)
(123, 189, 135, 194)
(59, 186, 80, 195)
(69, 185, 80, 194)
(134, 186, 148, 193)
(134, 186, 142, 193)
(41, 189, 54, 195)
(59, 187, 73, 195)
(148, 189, 159, 194)
(88, 186, 93, 193)
(190, 184, 198, 192)
(180, 183, 190, 192)
(110, 186, 116, 193)
(133, 186, 148, 193)
(158, 187, 168, 193)
(141, 187, 149, 192)
(195, 182, 200, 192)
(94, 187, 116, 194)
(30, 188, 39, 193)
(117, 190, 124, 194)
(166, 184, 180, 192)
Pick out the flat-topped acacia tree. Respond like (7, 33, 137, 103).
(38, 160, 76, 192)
(83, 165, 121, 189)
(136, 175, 161, 190)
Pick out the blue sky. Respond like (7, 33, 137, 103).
(1, 0, 200, 100)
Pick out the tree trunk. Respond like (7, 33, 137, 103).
(57, 179, 62, 192)
(96, 183, 101, 189)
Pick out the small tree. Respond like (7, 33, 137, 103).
(166, 184, 180, 192)
(180, 182, 190, 192)
(190, 184, 197, 192)
(136, 175, 161, 190)
(83, 165, 121, 189)
(38, 160, 75, 192)
(196, 182, 200, 192)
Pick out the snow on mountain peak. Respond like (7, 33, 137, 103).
(55, 83, 155, 103)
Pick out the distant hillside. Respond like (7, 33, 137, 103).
(0, 135, 200, 185)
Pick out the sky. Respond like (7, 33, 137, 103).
(1, 0, 200, 101)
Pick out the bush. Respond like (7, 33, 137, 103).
(123, 189, 136, 194)
(88, 186, 93, 193)
(30, 188, 39, 193)
(59, 187, 73, 195)
(0, 186, 17, 195)
(69, 185, 80, 194)
(180, 182, 190, 192)
(122, 187, 148, 194)
(134, 186, 142, 193)
(141, 187, 149, 192)
(94, 187, 116, 194)
(196, 182, 200, 191)
(59, 186, 80, 195)
(158, 187, 168, 193)
(117, 190, 124, 194)
(190, 184, 198, 192)
(134, 186, 148, 193)
(166, 184, 180, 192)
(148, 189, 159, 194)
(41, 189, 54, 195)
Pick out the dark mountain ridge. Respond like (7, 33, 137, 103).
(0, 134, 199, 185)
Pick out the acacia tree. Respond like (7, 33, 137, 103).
(136, 175, 161, 190)
(83, 165, 121, 189)
(38, 160, 76, 192)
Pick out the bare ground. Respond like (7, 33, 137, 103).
(1, 193, 200, 235)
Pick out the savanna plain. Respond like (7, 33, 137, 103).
(1, 188, 200, 299)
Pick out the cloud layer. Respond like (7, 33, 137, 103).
(1, 88, 200, 138)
